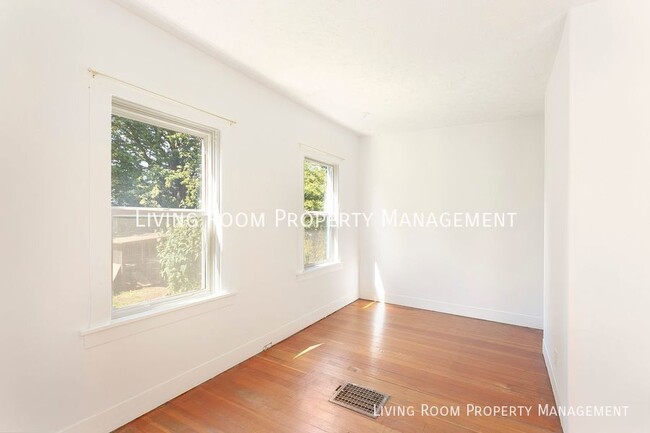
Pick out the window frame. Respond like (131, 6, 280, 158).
(299, 145, 341, 273)
(88, 76, 228, 332)
(109, 99, 220, 319)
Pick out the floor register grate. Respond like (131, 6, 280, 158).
(329, 382, 390, 418)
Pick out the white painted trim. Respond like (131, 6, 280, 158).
(296, 261, 343, 280)
(60, 293, 358, 433)
(88, 74, 230, 329)
(383, 293, 543, 329)
(299, 142, 344, 165)
(543, 338, 566, 432)
(82, 292, 236, 348)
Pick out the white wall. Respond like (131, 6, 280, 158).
(544, 1, 650, 431)
(0, 1, 361, 432)
(359, 116, 545, 328)
(543, 15, 570, 418)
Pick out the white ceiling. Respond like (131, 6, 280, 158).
(115, 0, 593, 135)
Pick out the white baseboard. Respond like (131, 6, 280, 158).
(59, 293, 358, 433)
(542, 338, 566, 432)
(381, 293, 543, 329)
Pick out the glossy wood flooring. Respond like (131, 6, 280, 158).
(115, 300, 562, 433)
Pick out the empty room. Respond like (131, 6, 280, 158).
(1, 0, 649, 432)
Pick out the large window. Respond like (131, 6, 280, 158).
(303, 157, 338, 269)
(110, 100, 218, 318)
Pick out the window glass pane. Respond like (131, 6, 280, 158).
(303, 213, 330, 265)
(111, 114, 203, 209)
(112, 213, 205, 310)
(303, 158, 336, 267)
(304, 160, 328, 212)
(111, 112, 209, 313)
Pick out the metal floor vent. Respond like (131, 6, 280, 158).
(329, 382, 390, 418)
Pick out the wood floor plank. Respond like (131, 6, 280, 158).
(114, 301, 562, 433)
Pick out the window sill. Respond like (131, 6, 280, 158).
(297, 261, 343, 280)
(81, 291, 236, 348)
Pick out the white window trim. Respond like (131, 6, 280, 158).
(81, 292, 236, 348)
(87, 73, 233, 338)
(297, 144, 342, 275)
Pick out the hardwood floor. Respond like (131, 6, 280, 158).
(115, 300, 562, 433)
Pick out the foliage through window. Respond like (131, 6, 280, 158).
(303, 158, 338, 268)
(111, 102, 218, 317)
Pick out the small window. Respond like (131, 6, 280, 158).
(303, 157, 338, 268)
(111, 100, 218, 318)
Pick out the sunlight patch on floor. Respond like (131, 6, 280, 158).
(293, 343, 324, 359)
